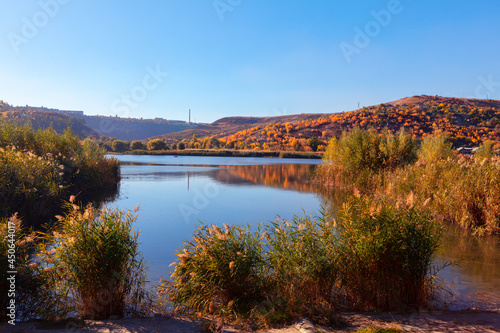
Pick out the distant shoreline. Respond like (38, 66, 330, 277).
(108, 149, 323, 159)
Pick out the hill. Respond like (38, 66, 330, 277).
(390, 95, 500, 108)
(151, 113, 330, 142)
(80, 115, 197, 141)
(156, 95, 500, 152)
(0, 101, 197, 140)
(0, 103, 100, 138)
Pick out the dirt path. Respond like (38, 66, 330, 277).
(2, 310, 499, 333)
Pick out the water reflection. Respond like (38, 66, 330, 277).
(120, 159, 319, 192)
(437, 225, 500, 309)
(206, 164, 318, 192)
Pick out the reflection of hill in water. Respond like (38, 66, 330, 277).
(208, 164, 318, 192)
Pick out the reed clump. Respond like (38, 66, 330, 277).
(159, 223, 267, 317)
(335, 198, 441, 311)
(319, 127, 417, 191)
(0, 122, 120, 227)
(384, 154, 500, 234)
(35, 202, 149, 320)
(263, 213, 339, 325)
(318, 128, 500, 234)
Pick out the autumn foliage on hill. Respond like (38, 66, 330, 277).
(192, 96, 500, 152)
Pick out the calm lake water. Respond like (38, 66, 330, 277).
(110, 155, 500, 310)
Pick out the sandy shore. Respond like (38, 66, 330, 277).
(2, 310, 500, 332)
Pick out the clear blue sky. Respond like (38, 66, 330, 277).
(1, 1, 499, 123)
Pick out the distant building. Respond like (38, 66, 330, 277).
(31, 106, 85, 117)
(457, 147, 474, 155)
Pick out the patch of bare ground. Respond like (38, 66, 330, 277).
(3, 310, 500, 333)
(390, 95, 500, 109)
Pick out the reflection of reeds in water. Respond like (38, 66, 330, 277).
(439, 224, 500, 289)
(210, 164, 318, 192)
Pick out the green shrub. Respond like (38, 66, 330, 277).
(335, 197, 441, 311)
(379, 128, 418, 169)
(130, 140, 146, 150)
(417, 133, 454, 163)
(0, 122, 120, 227)
(320, 128, 417, 190)
(265, 214, 337, 322)
(147, 138, 166, 151)
(36, 202, 149, 319)
(307, 137, 321, 152)
(159, 224, 266, 316)
(475, 140, 495, 159)
(112, 140, 129, 152)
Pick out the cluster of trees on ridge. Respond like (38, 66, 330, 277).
(106, 133, 323, 153)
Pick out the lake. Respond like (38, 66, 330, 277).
(110, 154, 500, 310)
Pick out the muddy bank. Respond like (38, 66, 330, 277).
(3, 310, 500, 332)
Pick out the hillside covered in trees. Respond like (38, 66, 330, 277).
(151, 113, 329, 142)
(155, 95, 500, 152)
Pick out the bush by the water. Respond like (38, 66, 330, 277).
(318, 128, 500, 233)
(335, 198, 441, 310)
(0, 203, 150, 322)
(264, 213, 338, 325)
(320, 128, 417, 190)
(384, 154, 500, 234)
(159, 198, 441, 327)
(159, 224, 267, 316)
(0, 122, 120, 227)
(35, 202, 150, 320)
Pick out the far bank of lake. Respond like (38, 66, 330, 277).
(110, 148, 323, 159)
